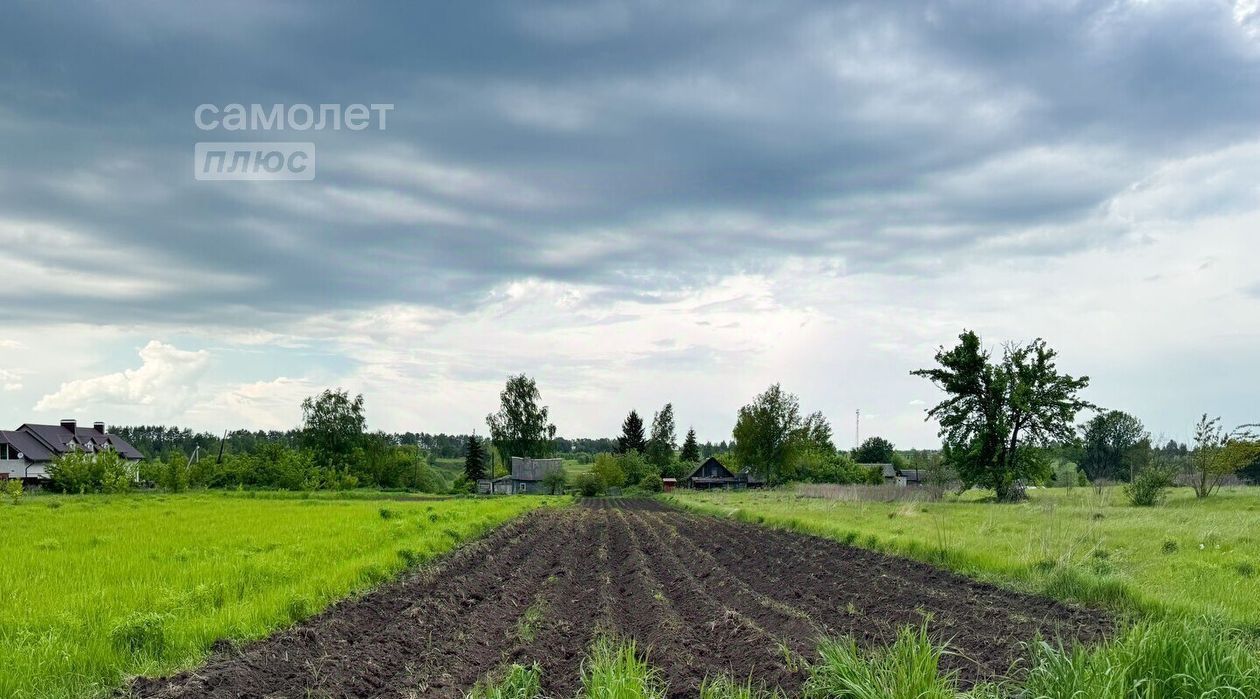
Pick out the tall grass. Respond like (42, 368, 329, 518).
(581, 636, 666, 699)
(1022, 618, 1260, 698)
(0, 492, 547, 699)
(804, 624, 961, 699)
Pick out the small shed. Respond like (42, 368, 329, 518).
(476, 476, 514, 494)
(661, 477, 677, 492)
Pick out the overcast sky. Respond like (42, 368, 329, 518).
(1, 1, 1257, 448)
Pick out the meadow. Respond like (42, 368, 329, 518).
(0, 491, 547, 699)
(669, 485, 1260, 629)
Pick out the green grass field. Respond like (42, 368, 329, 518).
(0, 492, 548, 699)
(668, 485, 1260, 629)
(433, 457, 591, 479)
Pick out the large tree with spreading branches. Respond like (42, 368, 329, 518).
(912, 330, 1094, 502)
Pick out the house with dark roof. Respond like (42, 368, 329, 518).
(0, 420, 144, 482)
(685, 456, 765, 490)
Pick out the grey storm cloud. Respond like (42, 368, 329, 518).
(2, 0, 1259, 325)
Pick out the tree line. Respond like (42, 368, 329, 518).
(56, 329, 1260, 502)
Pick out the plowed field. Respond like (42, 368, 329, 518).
(131, 499, 1110, 698)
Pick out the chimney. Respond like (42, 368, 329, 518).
(93, 422, 106, 434)
(60, 419, 77, 434)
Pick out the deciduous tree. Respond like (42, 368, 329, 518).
(301, 389, 367, 471)
(911, 330, 1094, 502)
(1185, 415, 1260, 498)
(852, 436, 895, 464)
(646, 403, 677, 471)
(1080, 410, 1150, 482)
(486, 374, 556, 461)
(732, 383, 802, 485)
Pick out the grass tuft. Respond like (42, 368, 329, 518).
(699, 675, 778, 699)
(804, 624, 959, 699)
(467, 663, 542, 699)
(581, 636, 666, 699)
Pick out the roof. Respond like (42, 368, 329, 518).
(510, 456, 564, 481)
(686, 456, 734, 481)
(0, 430, 53, 462)
(13, 424, 144, 462)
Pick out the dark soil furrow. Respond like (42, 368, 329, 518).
(621, 508, 807, 693)
(664, 503, 1110, 683)
(637, 509, 822, 648)
(505, 508, 606, 699)
(601, 508, 705, 694)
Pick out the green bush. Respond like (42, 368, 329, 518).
(638, 473, 664, 493)
(1124, 465, 1176, 507)
(47, 450, 135, 494)
(574, 472, 603, 497)
(2, 479, 22, 504)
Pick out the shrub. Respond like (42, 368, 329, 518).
(574, 472, 603, 497)
(541, 468, 568, 495)
(2, 479, 22, 504)
(638, 473, 664, 493)
(47, 449, 135, 494)
(1125, 465, 1176, 506)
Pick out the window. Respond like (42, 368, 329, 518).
(0, 443, 18, 460)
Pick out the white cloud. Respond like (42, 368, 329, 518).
(192, 377, 315, 431)
(35, 341, 211, 417)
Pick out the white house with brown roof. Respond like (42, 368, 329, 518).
(0, 419, 144, 482)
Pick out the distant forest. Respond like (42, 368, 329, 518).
(110, 425, 733, 463)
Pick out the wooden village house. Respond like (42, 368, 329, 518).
(477, 456, 565, 494)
